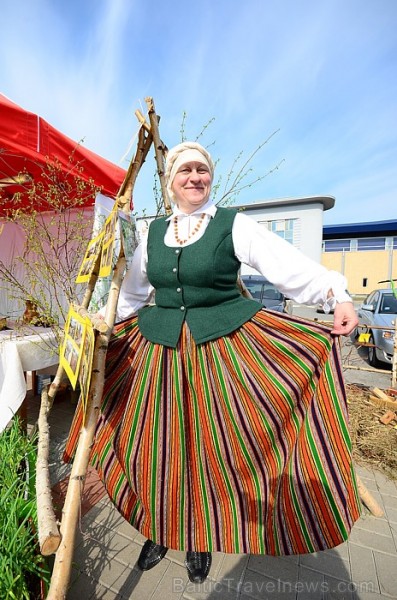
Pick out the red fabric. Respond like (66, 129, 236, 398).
(0, 94, 127, 214)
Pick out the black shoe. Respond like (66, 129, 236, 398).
(185, 551, 212, 584)
(138, 539, 168, 571)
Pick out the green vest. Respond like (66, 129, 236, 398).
(138, 207, 260, 347)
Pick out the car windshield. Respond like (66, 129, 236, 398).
(261, 285, 283, 300)
(242, 281, 263, 300)
(379, 294, 397, 314)
(242, 277, 283, 302)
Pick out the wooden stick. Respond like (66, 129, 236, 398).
(135, 109, 151, 132)
(357, 324, 395, 331)
(46, 110, 155, 599)
(356, 475, 384, 517)
(35, 227, 106, 555)
(46, 252, 105, 408)
(36, 121, 153, 565)
(370, 395, 397, 411)
(73, 304, 110, 334)
(36, 384, 62, 556)
(46, 257, 126, 599)
(145, 97, 171, 214)
(344, 364, 391, 374)
(372, 387, 394, 401)
(117, 124, 153, 202)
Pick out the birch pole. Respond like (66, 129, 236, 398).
(46, 259, 125, 600)
(36, 384, 62, 555)
(46, 115, 155, 599)
(35, 250, 104, 556)
(145, 97, 171, 215)
(356, 475, 384, 517)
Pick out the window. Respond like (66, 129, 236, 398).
(379, 294, 397, 314)
(323, 239, 351, 252)
(365, 291, 379, 307)
(323, 236, 391, 252)
(260, 219, 297, 245)
(357, 237, 386, 251)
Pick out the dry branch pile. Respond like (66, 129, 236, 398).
(347, 383, 397, 480)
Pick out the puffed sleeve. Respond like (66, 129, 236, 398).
(113, 236, 155, 321)
(233, 212, 351, 311)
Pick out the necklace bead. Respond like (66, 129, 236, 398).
(173, 213, 206, 245)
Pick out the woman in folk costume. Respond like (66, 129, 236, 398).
(65, 141, 361, 584)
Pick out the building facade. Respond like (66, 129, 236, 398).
(321, 220, 397, 295)
(234, 195, 335, 275)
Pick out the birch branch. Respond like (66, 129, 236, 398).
(46, 255, 126, 599)
(356, 475, 384, 517)
(36, 385, 62, 555)
(46, 105, 155, 599)
(145, 97, 170, 214)
(73, 304, 110, 333)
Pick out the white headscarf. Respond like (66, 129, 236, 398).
(165, 142, 214, 203)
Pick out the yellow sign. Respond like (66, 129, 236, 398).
(358, 333, 371, 344)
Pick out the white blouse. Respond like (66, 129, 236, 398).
(114, 199, 351, 322)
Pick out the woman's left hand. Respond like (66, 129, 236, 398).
(331, 302, 359, 336)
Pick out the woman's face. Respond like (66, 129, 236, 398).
(171, 161, 212, 213)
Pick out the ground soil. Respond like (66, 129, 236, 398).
(347, 383, 397, 480)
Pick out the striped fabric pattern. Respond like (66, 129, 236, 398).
(64, 309, 361, 555)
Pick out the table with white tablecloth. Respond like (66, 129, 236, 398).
(0, 325, 59, 432)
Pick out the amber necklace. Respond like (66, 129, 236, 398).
(173, 213, 206, 245)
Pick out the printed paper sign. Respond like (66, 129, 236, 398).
(98, 202, 118, 278)
(76, 232, 104, 283)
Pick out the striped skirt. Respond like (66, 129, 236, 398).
(64, 309, 361, 555)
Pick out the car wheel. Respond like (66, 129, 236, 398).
(368, 334, 381, 368)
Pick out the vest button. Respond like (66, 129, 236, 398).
(172, 267, 177, 273)
(177, 287, 181, 292)
(175, 249, 180, 254)
(180, 306, 185, 311)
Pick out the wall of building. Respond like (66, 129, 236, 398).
(237, 198, 332, 276)
(241, 203, 324, 263)
(321, 249, 397, 294)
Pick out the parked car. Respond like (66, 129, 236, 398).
(240, 275, 290, 313)
(356, 288, 397, 367)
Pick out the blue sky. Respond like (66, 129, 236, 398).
(1, 0, 396, 224)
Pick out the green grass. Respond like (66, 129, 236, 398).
(0, 419, 51, 599)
